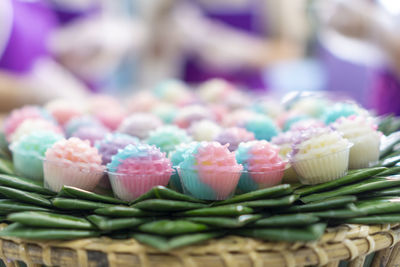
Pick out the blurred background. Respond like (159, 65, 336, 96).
(0, 0, 399, 115)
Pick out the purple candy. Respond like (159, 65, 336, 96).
(215, 127, 255, 152)
(271, 130, 303, 146)
(71, 126, 109, 146)
(96, 133, 139, 165)
(289, 127, 332, 158)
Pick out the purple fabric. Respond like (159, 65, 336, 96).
(183, 58, 267, 90)
(0, 0, 58, 73)
(182, 0, 268, 90)
(317, 44, 373, 106)
(52, 6, 99, 25)
(0, 0, 99, 93)
(370, 70, 400, 116)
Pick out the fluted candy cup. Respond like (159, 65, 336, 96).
(43, 138, 104, 192)
(237, 168, 287, 193)
(289, 129, 352, 185)
(178, 167, 242, 200)
(169, 142, 200, 193)
(348, 133, 380, 169)
(108, 166, 172, 202)
(107, 144, 173, 201)
(214, 127, 255, 152)
(12, 149, 44, 181)
(235, 141, 287, 193)
(271, 130, 304, 183)
(95, 133, 139, 189)
(3, 106, 54, 142)
(178, 142, 243, 200)
(44, 159, 105, 192)
(10, 131, 63, 181)
(332, 116, 381, 169)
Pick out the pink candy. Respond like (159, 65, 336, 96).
(116, 157, 172, 176)
(246, 141, 286, 173)
(44, 138, 104, 192)
(45, 100, 84, 126)
(45, 138, 102, 165)
(3, 106, 51, 141)
(215, 127, 255, 151)
(89, 95, 127, 130)
(196, 142, 243, 198)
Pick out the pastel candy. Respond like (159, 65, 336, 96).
(107, 144, 173, 200)
(96, 133, 139, 165)
(71, 126, 110, 146)
(179, 142, 242, 200)
(11, 131, 63, 180)
(169, 142, 199, 192)
(215, 127, 255, 152)
(44, 138, 104, 192)
(243, 115, 279, 141)
(147, 125, 192, 154)
(118, 113, 162, 139)
(10, 119, 63, 143)
(174, 105, 214, 129)
(3, 106, 54, 141)
(322, 103, 362, 125)
(64, 116, 103, 137)
(236, 141, 286, 193)
(45, 99, 85, 126)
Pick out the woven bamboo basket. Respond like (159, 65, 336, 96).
(1, 223, 400, 267)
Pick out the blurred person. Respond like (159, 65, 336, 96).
(139, 0, 305, 90)
(0, 0, 143, 111)
(317, 0, 400, 115)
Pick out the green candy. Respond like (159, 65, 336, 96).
(87, 215, 148, 231)
(52, 198, 113, 210)
(0, 174, 54, 195)
(130, 186, 206, 204)
(8, 211, 94, 230)
(341, 214, 400, 224)
(0, 199, 52, 213)
(215, 184, 292, 206)
(177, 205, 253, 217)
(239, 195, 298, 208)
(186, 215, 261, 228)
(0, 223, 99, 240)
(0, 186, 52, 207)
(283, 196, 357, 213)
(133, 199, 207, 212)
(94, 206, 158, 217)
(58, 186, 126, 205)
(295, 167, 387, 196)
(301, 177, 400, 203)
(139, 220, 209, 235)
(0, 158, 15, 175)
(253, 214, 319, 227)
(237, 223, 327, 242)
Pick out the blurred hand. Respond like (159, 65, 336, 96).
(317, 0, 374, 39)
(0, 58, 89, 111)
(50, 15, 147, 81)
(173, 4, 302, 70)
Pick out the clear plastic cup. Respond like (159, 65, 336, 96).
(178, 168, 241, 200)
(169, 167, 183, 193)
(348, 134, 380, 169)
(43, 159, 105, 192)
(96, 174, 112, 189)
(282, 164, 300, 184)
(237, 165, 287, 193)
(291, 145, 352, 185)
(10, 148, 44, 181)
(108, 171, 171, 201)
